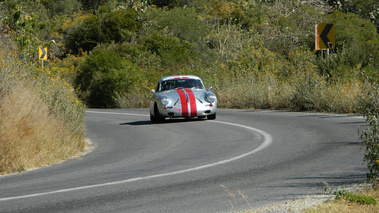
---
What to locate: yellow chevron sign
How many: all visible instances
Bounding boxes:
[315,23,335,50]
[39,47,47,60]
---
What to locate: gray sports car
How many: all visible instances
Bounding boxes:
[150,75,217,122]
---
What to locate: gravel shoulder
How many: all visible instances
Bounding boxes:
[249,183,373,213]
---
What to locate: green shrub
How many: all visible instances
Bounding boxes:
[143,32,192,67]
[360,81,379,184]
[328,0,379,32]
[64,8,140,54]
[65,13,101,54]
[42,0,82,17]
[75,47,140,108]
[324,182,377,205]
[337,190,377,205]
[149,0,185,8]
[143,7,209,42]
[326,11,379,68]
[101,8,140,43]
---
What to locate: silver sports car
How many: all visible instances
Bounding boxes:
[150,75,217,122]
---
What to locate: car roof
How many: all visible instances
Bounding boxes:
[159,75,201,82]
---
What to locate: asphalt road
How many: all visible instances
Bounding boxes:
[0,109,368,212]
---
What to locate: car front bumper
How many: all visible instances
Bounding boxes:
[159,102,217,118]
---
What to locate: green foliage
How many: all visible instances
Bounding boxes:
[101,8,140,43]
[149,0,184,8]
[80,0,103,10]
[141,6,212,66]
[41,0,82,17]
[143,7,209,42]
[1,0,379,112]
[209,0,245,24]
[64,8,140,54]
[287,47,319,111]
[1,4,39,59]
[233,2,323,55]
[64,14,100,54]
[337,191,377,205]
[324,182,377,205]
[75,46,140,108]
[360,80,379,184]
[328,0,379,32]
[326,11,379,68]
[143,32,192,66]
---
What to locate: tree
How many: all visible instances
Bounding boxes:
[41,0,82,17]
[327,0,379,32]
[80,0,104,11]
[326,11,379,68]
[148,0,186,8]
[143,32,192,67]
[101,8,140,43]
[64,14,100,54]
[75,46,140,107]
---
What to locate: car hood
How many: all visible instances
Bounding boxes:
[159,88,208,103]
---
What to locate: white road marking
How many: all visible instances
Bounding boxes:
[0,111,272,202]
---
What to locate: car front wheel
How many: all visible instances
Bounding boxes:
[154,104,165,123]
[207,113,216,120]
[150,111,156,122]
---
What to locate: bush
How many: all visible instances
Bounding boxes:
[64,13,101,54]
[328,0,379,32]
[75,47,140,108]
[149,0,185,8]
[141,7,210,64]
[143,32,192,67]
[360,80,379,184]
[42,0,82,17]
[101,8,140,43]
[337,191,377,205]
[324,182,377,205]
[325,11,379,68]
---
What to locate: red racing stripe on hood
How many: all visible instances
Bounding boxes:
[176,89,188,117]
[185,89,197,117]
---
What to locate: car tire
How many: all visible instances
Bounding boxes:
[154,104,165,123]
[150,111,156,122]
[207,113,216,120]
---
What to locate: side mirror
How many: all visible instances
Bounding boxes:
[208,87,213,91]
[150,89,155,94]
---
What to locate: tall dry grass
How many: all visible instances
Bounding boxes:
[0,86,84,173]
[203,47,366,113]
[0,35,85,175]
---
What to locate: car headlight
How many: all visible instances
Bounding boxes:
[161,96,170,105]
[205,94,216,103]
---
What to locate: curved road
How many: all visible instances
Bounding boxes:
[0,109,368,212]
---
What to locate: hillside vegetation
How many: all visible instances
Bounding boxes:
[0,35,85,174]
[0,0,378,174]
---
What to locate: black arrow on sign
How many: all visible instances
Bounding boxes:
[320,24,333,48]
[40,47,46,59]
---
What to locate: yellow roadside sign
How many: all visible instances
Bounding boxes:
[39,47,47,60]
[315,23,335,50]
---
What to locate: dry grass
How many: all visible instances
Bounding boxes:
[0,35,86,175]
[0,86,84,174]
[215,75,363,113]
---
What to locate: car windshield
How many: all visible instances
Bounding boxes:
[159,79,204,92]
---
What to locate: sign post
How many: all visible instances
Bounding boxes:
[39,47,47,70]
